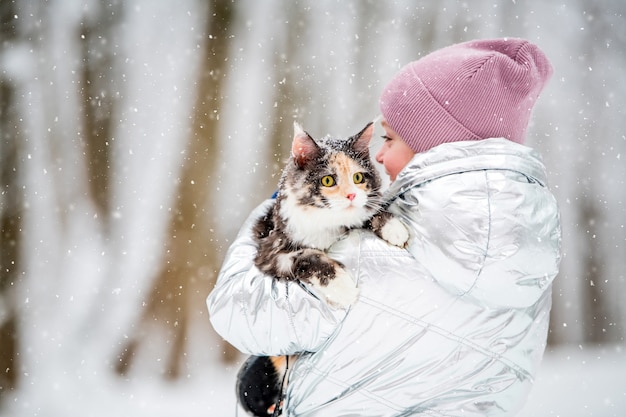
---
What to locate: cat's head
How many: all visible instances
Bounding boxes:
[278,122,383,230]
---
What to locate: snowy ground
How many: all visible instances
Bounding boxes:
[2,341,622,416]
[518,344,626,417]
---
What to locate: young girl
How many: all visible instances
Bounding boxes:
[208,38,561,416]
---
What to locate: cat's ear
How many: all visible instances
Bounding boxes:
[351,122,374,154]
[292,122,319,167]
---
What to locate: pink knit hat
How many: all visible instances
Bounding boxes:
[379,38,553,153]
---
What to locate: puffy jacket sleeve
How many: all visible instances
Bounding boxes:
[398,170,561,309]
[207,200,349,356]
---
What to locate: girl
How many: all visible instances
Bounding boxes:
[208,38,561,416]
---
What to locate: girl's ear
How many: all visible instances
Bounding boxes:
[351,122,374,154]
[292,122,319,168]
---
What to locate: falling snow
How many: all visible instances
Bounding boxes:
[1,0,625,416]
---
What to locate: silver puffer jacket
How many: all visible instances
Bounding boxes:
[208,138,561,416]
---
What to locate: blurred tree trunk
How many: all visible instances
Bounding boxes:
[575,0,621,345]
[0,1,21,399]
[579,200,610,343]
[79,3,122,223]
[0,69,20,402]
[262,4,303,188]
[116,0,238,375]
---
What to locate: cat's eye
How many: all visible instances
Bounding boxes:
[321,175,335,187]
[353,172,364,184]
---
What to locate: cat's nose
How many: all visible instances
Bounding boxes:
[346,193,356,201]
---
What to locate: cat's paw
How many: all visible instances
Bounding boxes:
[311,268,359,309]
[380,217,410,248]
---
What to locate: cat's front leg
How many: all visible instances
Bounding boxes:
[293,249,359,308]
[369,210,410,248]
[310,266,359,308]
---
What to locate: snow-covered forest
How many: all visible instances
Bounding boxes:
[0,0,624,416]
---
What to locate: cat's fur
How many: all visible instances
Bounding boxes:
[253,121,409,308]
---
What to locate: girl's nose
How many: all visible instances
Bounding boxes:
[375,148,384,164]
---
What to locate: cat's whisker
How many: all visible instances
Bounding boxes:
[365,197,385,209]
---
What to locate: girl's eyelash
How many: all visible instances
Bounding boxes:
[381,135,392,141]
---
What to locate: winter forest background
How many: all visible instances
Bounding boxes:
[0,0,625,416]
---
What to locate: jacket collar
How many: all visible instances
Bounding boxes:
[384,138,548,201]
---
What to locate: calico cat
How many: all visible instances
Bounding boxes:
[238,122,409,417]
[253,121,409,308]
